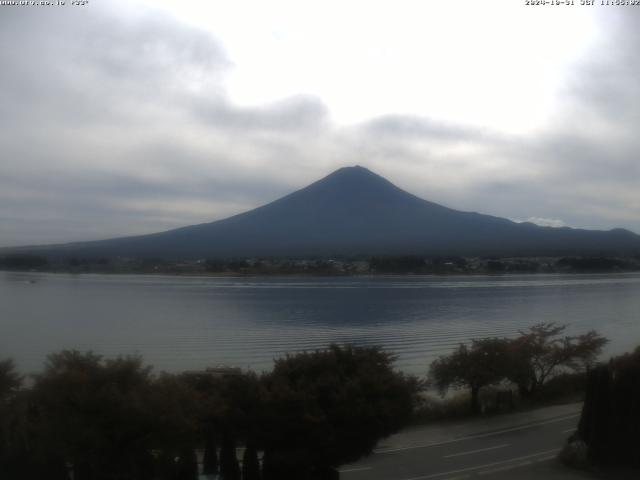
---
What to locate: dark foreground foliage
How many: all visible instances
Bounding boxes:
[261,345,419,478]
[0,345,419,480]
[577,347,640,468]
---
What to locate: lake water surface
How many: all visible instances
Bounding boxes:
[1,271,639,375]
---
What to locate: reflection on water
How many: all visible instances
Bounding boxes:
[1,271,639,374]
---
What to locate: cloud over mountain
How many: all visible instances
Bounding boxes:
[1,2,639,247]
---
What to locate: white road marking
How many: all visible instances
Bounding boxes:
[338,466,372,473]
[478,453,557,475]
[478,461,532,476]
[377,414,579,454]
[562,428,576,433]
[443,443,509,459]
[400,448,561,480]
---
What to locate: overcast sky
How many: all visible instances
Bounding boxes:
[1,0,639,247]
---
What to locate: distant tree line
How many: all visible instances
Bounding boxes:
[368,256,469,274]
[0,345,419,480]
[0,254,49,270]
[2,254,639,275]
[555,257,632,272]
[429,323,608,414]
[204,259,347,276]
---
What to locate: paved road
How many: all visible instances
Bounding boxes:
[340,406,582,480]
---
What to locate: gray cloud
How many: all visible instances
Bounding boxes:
[361,115,495,142]
[0,5,229,129]
[565,10,640,125]
[193,95,329,132]
[1,3,639,247]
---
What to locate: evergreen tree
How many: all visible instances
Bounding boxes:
[241,441,260,480]
[176,447,198,480]
[202,431,219,475]
[260,449,305,480]
[156,451,179,480]
[577,347,640,467]
[220,431,241,480]
[578,365,612,463]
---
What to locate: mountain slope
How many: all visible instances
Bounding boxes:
[7,166,640,258]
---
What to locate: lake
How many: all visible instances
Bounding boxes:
[1,271,639,375]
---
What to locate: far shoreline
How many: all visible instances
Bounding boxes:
[3,266,640,279]
[2,252,640,277]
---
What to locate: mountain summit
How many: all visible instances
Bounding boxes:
[10,166,640,258]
